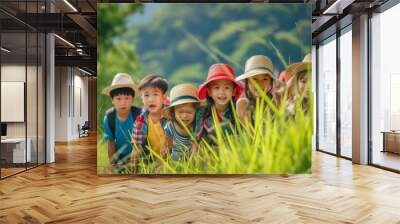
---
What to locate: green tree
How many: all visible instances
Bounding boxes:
[97,3,144,136]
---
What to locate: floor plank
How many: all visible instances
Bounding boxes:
[0,135,399,223]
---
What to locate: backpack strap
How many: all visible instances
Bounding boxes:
[107,106,142,139]
[106,107,116,139]
[130,106,142,121]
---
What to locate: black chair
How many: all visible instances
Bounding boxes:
[78,121,90,138]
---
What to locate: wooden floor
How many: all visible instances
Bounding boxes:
[1,167,26,178]
[0,135,400,223]
[373,150,400,171]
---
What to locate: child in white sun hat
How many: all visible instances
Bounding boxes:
[235,55,276,125]
[102,73,141,174]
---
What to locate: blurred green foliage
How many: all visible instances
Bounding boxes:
[97,3,143,136]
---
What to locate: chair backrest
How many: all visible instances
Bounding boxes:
[82,121,90,129]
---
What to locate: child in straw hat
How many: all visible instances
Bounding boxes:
[196,63,244,144]
[235,55,276,125]
[162,84,201,161]
[284,53,312,117]
[102,73,142,174]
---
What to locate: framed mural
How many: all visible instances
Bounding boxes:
[97,3,312,174]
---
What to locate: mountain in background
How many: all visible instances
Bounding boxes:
[126,3,311,86]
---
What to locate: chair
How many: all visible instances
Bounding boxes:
[78,121,90,138]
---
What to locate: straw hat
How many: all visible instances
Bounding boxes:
[102,73,139,96]
[162,84,200,120]
[236,55,274,82]
[285,54,311,82]
[197,63,244,100]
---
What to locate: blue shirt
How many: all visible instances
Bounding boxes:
[103,112,134,161]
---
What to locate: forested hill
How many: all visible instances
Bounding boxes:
[128,3,311,86]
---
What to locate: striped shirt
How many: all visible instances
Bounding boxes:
[164,122,194,161]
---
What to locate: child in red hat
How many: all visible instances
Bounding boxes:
[196,63,244,144]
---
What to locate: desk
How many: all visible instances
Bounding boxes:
[1,138,31,163]
[381,131,400,154]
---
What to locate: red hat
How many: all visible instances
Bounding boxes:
[198,63,244,100]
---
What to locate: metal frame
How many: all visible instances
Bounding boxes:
[367,10,373,166]
[315,44,319,151]
[336,26,341,158]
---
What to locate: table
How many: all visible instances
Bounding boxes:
[381,131,400,154]
[1,138,32,163]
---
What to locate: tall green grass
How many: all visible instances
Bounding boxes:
[97,81,313,174]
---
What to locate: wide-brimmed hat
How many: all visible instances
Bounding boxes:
[102,73,138,96]
[162,84,200,120]
[236,55,274,82]
[285,54,311,82]
[197,63,244,100]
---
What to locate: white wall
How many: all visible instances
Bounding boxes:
[55,67,68,141]
[1,65,26,138]
[54,67,89,141]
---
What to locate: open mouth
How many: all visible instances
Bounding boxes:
[216,96,227,102]
[148,104,157,109]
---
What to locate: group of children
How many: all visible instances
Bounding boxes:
[102,54,311,173]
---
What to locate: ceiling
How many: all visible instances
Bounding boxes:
[1,0,97,74]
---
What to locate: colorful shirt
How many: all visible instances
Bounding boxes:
[196,104,236,144]
[164,122,194,161]
[132,109,168,154]
[147,116,166,156]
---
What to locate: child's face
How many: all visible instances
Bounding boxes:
[297,70,309,96]
[111,94,135,114]
[174,103,196,127]
[207,79,235,106]
[248,74,272,98]
[141,87,166,114]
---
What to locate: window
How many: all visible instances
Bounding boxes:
[317,35,337,154]
[339,27,352,158]
[370,3,400,171]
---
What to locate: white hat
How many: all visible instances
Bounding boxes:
[236,55,274,81]
[102,73,138,96]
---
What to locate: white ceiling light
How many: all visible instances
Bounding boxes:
[54,34,75,48]
[63,0,78,12]
[1,47,11,53]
